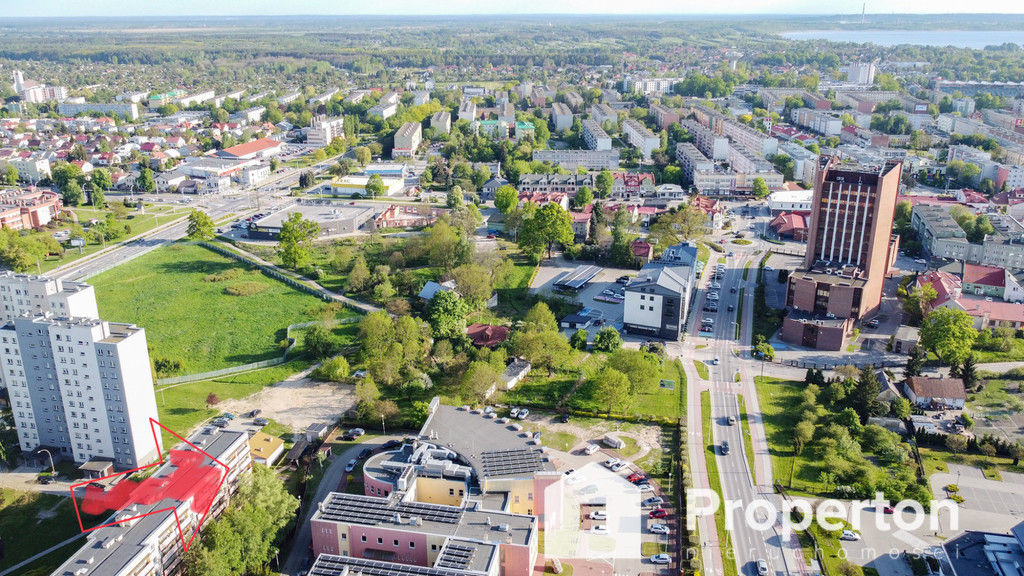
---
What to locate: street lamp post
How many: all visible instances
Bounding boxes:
[381,414,386,436]
[39,448,55,476]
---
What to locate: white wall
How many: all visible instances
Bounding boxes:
[624,291,663,328]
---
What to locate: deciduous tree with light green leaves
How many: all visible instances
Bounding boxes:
[596,169,613,198]
[494,184,519,214]
[751,177,770,199]
[277,212,320,270]
[186,209,216,241]
[518,202,574,260]
[593,367,631,414]
[920,307,978,366]
[428,289,469,340]
[366,173,386,199]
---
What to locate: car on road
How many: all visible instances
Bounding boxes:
[728,251,734,256]
[649,554,671,565]
[590,525,609,535]
[727,416,736,426]
[345,459,357,472]
[727,304,734,311]
[358,448,373,459]
[584,444,600,455]
[915,258,928,264]
[253,418,270,426]
[643,497,663,507]
[590,510,607,520]
[757,559,769,575]
[865,319,880,328]
[712,356,720,365]
[649,508,668,518]
[650,523,670,534]
[730,287,737,293]
[382,440,402,450]
[721,440,730,455]
[840,530,861,541]
[603,457,621,468]
[39,476,55,484]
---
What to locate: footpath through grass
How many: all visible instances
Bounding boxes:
[155,359,312,448]
[0,488,107,572]
[701,391,737,576]
[90,243,345,374]
[737,394,757,486]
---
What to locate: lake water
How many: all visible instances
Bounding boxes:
[781,29,1024,49]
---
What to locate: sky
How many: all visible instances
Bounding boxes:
[1,0,1021,17]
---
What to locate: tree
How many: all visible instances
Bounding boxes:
[573,186,594,209]
[920,307,978,365]
[90,186,106,209]
[446,185,465,210]
[51,162,83,190]
[3,165,18,185]
[905,345,925,378]
[91,167,112,192]
[366,174,385,199]
[891,397,911,419]
[354,146,372,166]
[980,443,997,458]
[304,324,337,359]
[426,220,469,271]
[751,177,770,199]
[945,434,968,455]
[593,367,631,413]
[522,302,558,334]
[959,354,979,391]
[1010,443,1024,466]
[851,366,880,423]
[355,375,381,406]
[607,348,660,396]
[835,560,864,576]
[569,329,588,350]
[277,212,320,269]
[269,157,280,172]
[451,263,493,309]
[359,311,396,360]
[186,209,216,241]
[754,341,775,361]
[647,204,707,249]
[348,255,370,292]
[138,167,156,193]
[519,202,574,260]
[794,420,815,455]
[514,330,572,375]
[299,171,315,189]
[206,393,220,407]
[462,361,502,404]
[494,185,519,214]
[62,179,83,207]
[428,290,469,340]
[593,327,623,352]
[311,355,350,381]
[596,170,613,198]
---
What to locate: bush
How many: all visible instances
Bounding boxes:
[203,268,244,282]
[311,355,351,381]
[153,357,183,375]
[951,494,965,503]
[225,282,269,296]
[945,484,959,493]
[731,238,753,245]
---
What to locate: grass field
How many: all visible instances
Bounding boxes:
[631,359,686,419]
[737,394,757,486]
[0,488,107,571]
[753,376,827,494]
[971,338,1024,363]
[694,360,709,380]
[89,243,347,374]
[701,391,737,576]
[155,359,313,448]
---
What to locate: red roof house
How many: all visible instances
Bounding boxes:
[466,324,510,348]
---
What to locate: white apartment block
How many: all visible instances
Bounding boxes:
[728,143,775,174]
[412,91,431,106]
[681,119,729,161]
[532,149,620,170]
[430,111,451,134]
[948,144,992,164]
[458,101,477,122]
[0,272,98,324]
[2,315,161,470]
[581,118,612,151]
[778,141,820,184]
[621,118,659,159]
[305,116,345,148]
[721,121,778,158]
[240,165,270,187]
[393,122,422,158]
[1002,165,1024,190]
[174,90,215,108]
[790,109,842,137]
[953,98,976,116]
[621,77,683,95]
[1,157,51,183]
[676,143,714,181]
[768,189,814,214]
[846,62,877,85]
[551,102,573,132]
[58,102,140,121]
[368,101,398,119]
[589,103,618,126]
[237,106,266,124]
[308,88,340,106]
[277,90,302,105]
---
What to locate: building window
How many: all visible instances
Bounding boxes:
[377,537,383,545]
[361,535,367,542]
[410,542,415,548]
[394,539,399,547]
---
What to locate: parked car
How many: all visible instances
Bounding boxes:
[560,413,570,423]
[603,458,621,468]
[590,525,609,535]
[348,428,365,437]
[517,408,529,419]
[643,497,664,507]
[584,444,600,455]
[590,510,607,520]
[865,319,880,328]
[510,407,520,418]
[222,413,235,420]
[638,484,654,493]
[212,418,228,428]
[253,418,270,426]
[611,461,627,472]
[358,448,372,459]
[881,505,895,514]
[381,440,402,450]
[627,473,647,483]
[650,523,670,534]
[345,459,357,472]
[616,276,630,284]
[602,289,615,296]
[650,554,671,565]
[249,409,262,418]
[840,530,861,541]
[649,508,669,518]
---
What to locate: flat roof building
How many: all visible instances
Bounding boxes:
[550,102,573,132]
[248,202,375,240]
[532,149,619,171]
[581,118,611,151]
[621,118,659,159]
[394,122,423,158]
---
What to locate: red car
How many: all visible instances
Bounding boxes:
[649,508,669,519]
[882,505,895,514]
[627,473,646,483]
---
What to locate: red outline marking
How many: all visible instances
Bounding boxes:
[67,418,231,553]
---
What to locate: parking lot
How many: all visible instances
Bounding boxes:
[530,257,638,338]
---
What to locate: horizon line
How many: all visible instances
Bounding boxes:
[1,12,1023,18]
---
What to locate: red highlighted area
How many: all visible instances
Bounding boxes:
[68,418,230,553]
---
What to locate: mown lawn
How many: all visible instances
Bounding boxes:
[90,243,344,374]
[694,360,709,380]
[971,338,1024,363]
[0,488,106,571]
[737,394,757,486]
[754,376,827,494]
[630,359,686,420]
[155,359,313,448]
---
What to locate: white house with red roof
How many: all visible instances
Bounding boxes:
[991,188,1024,220]
[214,137,283,160]
[961,262,1024,303]
[922,268,1024,329]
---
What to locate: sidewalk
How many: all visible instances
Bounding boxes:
[682,352,725,576]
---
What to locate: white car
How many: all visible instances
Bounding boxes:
[602,289,615,296]
[517,408,529,419]
[710,283,721,289]
[510,407,520,418]
[650,554,671,565]
[707,293,719,301]
[345,459,357,472]
[638,484,654,493]
[590,510,608,520]
[584,444,600,455]
[757,559,769,575]
[611,461,628,472]
[650,523,670,534]
[840,529,861,541]
[603,457,621,468]
[591,525,609,535]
